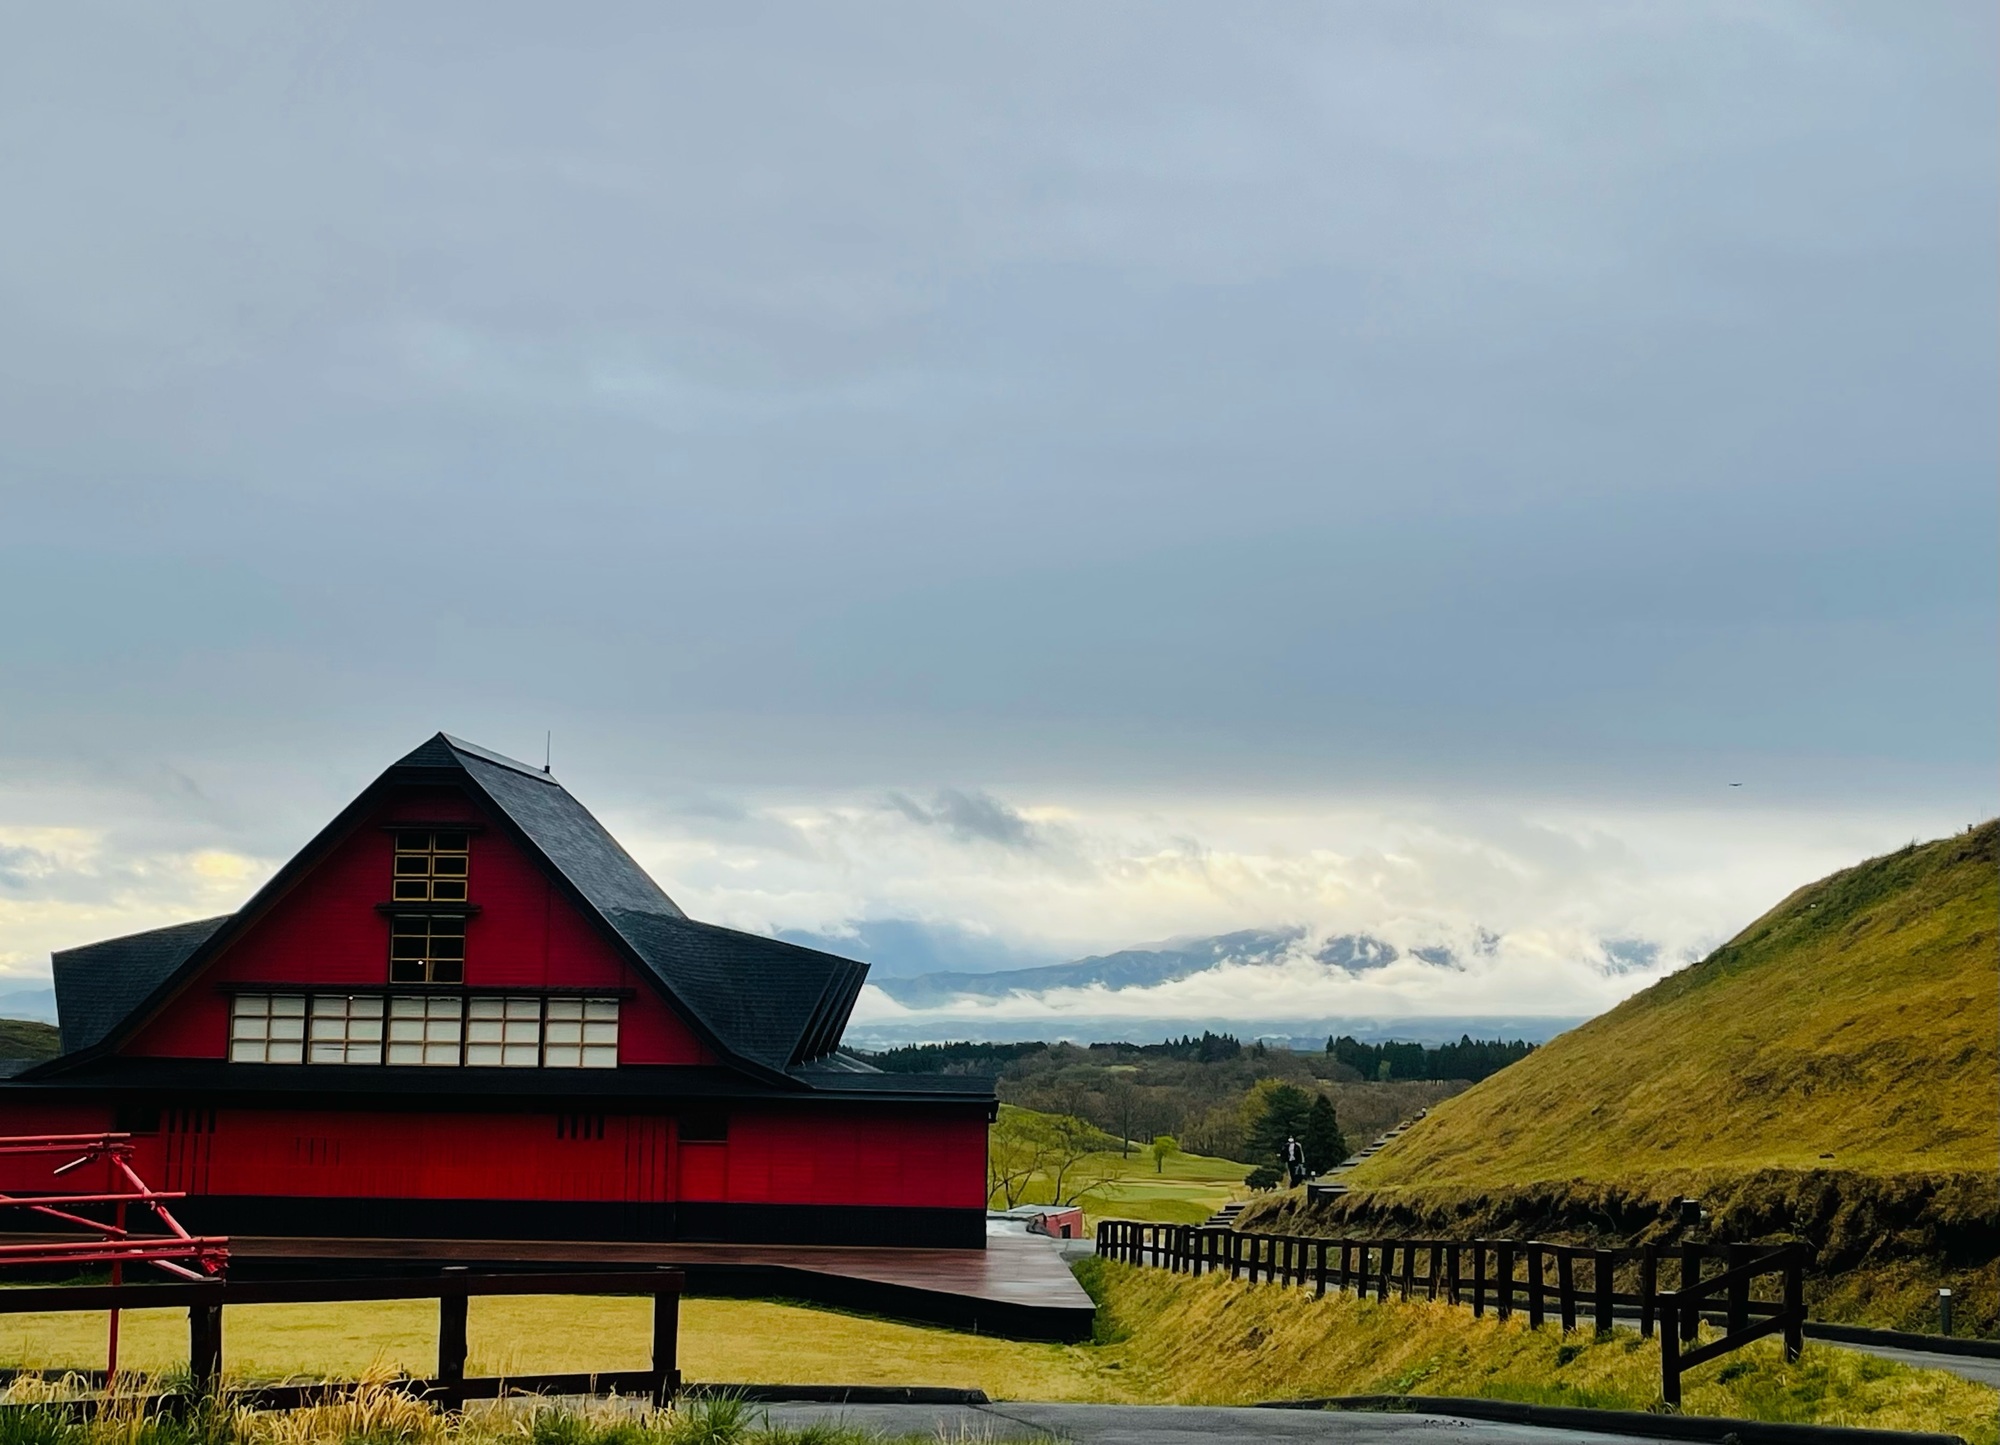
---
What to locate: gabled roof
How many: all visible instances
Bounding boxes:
[38,734,881,1087]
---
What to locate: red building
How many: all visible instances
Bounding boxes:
[2,735,994,1248]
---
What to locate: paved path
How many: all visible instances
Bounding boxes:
[761,1402,1684,1444]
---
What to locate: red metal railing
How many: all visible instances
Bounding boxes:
[0,1131,229,1380]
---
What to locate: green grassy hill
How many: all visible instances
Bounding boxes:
[0,1018,58,1061]
[1349,821,1997,1190]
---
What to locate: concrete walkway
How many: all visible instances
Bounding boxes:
[760,1401,1685,1444]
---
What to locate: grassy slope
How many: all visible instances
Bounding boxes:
[0,1018,58,1060]
[1349,822,1998,1189]
[8,1275,1993,1441]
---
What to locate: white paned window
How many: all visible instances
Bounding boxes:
[467,996,542,1067]
[386,995,463,1065]
[229,994,306,1064]
[544,997,619,1069]
[308,994,384,1065]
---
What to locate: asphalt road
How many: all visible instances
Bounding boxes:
[760,1402,1687,1444]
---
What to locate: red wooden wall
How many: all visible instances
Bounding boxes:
[0,1101,989,1210]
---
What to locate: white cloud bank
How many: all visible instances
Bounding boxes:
[1,778,1972,1036]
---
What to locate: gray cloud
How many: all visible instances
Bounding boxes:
[889,790,1045,850]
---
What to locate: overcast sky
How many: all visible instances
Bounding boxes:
[1,4,1993,1025]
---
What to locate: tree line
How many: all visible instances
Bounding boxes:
[1324,1033,1534,1083]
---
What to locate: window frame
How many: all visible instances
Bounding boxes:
[389,829,473,904]
[224,989,621,1069]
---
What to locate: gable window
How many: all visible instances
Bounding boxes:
[467,996,542,1066]
[392,830,470,903]
[386,995,463,1065]
[225,992,619,1068]
[389,914,466,983]
[308,994,384,1065]
[544,997,620,1068]
[230,993,306,1063]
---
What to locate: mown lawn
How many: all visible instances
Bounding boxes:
[995,1136,1249,1230]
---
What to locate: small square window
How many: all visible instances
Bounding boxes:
[306,995,385,1065]
[386,996,463,1065]
[389,914,467,984]
[229,994,308,1064]
[390,831,473,904]
[543,998,619,1068]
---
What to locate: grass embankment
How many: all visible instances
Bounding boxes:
[1243,823,2000,1332]
[7,1269,1994,1441]
[1070,1260,1997,1442]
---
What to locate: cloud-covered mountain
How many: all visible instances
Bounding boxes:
[869,926,1465,1009]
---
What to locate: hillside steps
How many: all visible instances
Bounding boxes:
[1306,1109,1429,1203]
[1201,1201,1249,1230]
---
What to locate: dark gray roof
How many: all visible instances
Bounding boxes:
[603,911,866,1075]
[446,743,686,919]
[33,734,887,1087]
[52,916,230,1054]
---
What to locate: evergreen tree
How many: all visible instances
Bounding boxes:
[1303,1093,1346,1174]
[1244,1081,1314,1165]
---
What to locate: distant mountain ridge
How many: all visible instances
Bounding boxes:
[870,927,1447,1009]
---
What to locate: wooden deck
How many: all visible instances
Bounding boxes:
[226,1228,1095,1342]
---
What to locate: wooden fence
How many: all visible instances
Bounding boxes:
[1095,1220,1804,1405]
[0,1268,686,1408]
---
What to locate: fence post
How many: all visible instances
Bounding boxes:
[1593,1249,1615,1337]
[1726,1243,1754,1336]
[1339,1241,1352,1294]
[1400,1241,1414,1301]
[1447,1243,1461,1306]
[1557,1247,1577,1333]
[1230,1230,1243,1280]
[1316,1239,1328,1298]
[1639,1245,1658,1339]
[1496,1243,1514,1321]
[1661,1304,1682,1408]
[651,1270,680,1405]
[437,1269,470,1401]
[1471,1242,1486,1317]
[1782,1244,1805,1364]
[1527,1244,1545,1329]
[1375,1244,1390,1302]
[187,1295,222,1397]
[1679,1241,1702,1344]
[1427,1244,1441,1301]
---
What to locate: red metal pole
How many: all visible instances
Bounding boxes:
[108,1199,126,1385]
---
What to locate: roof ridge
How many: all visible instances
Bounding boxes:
[439,734,557,782]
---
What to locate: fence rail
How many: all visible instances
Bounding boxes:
[1095,1220,1804,1405]
[0,1268,686,1406]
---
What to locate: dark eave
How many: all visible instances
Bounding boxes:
[1,1056,995,1110]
